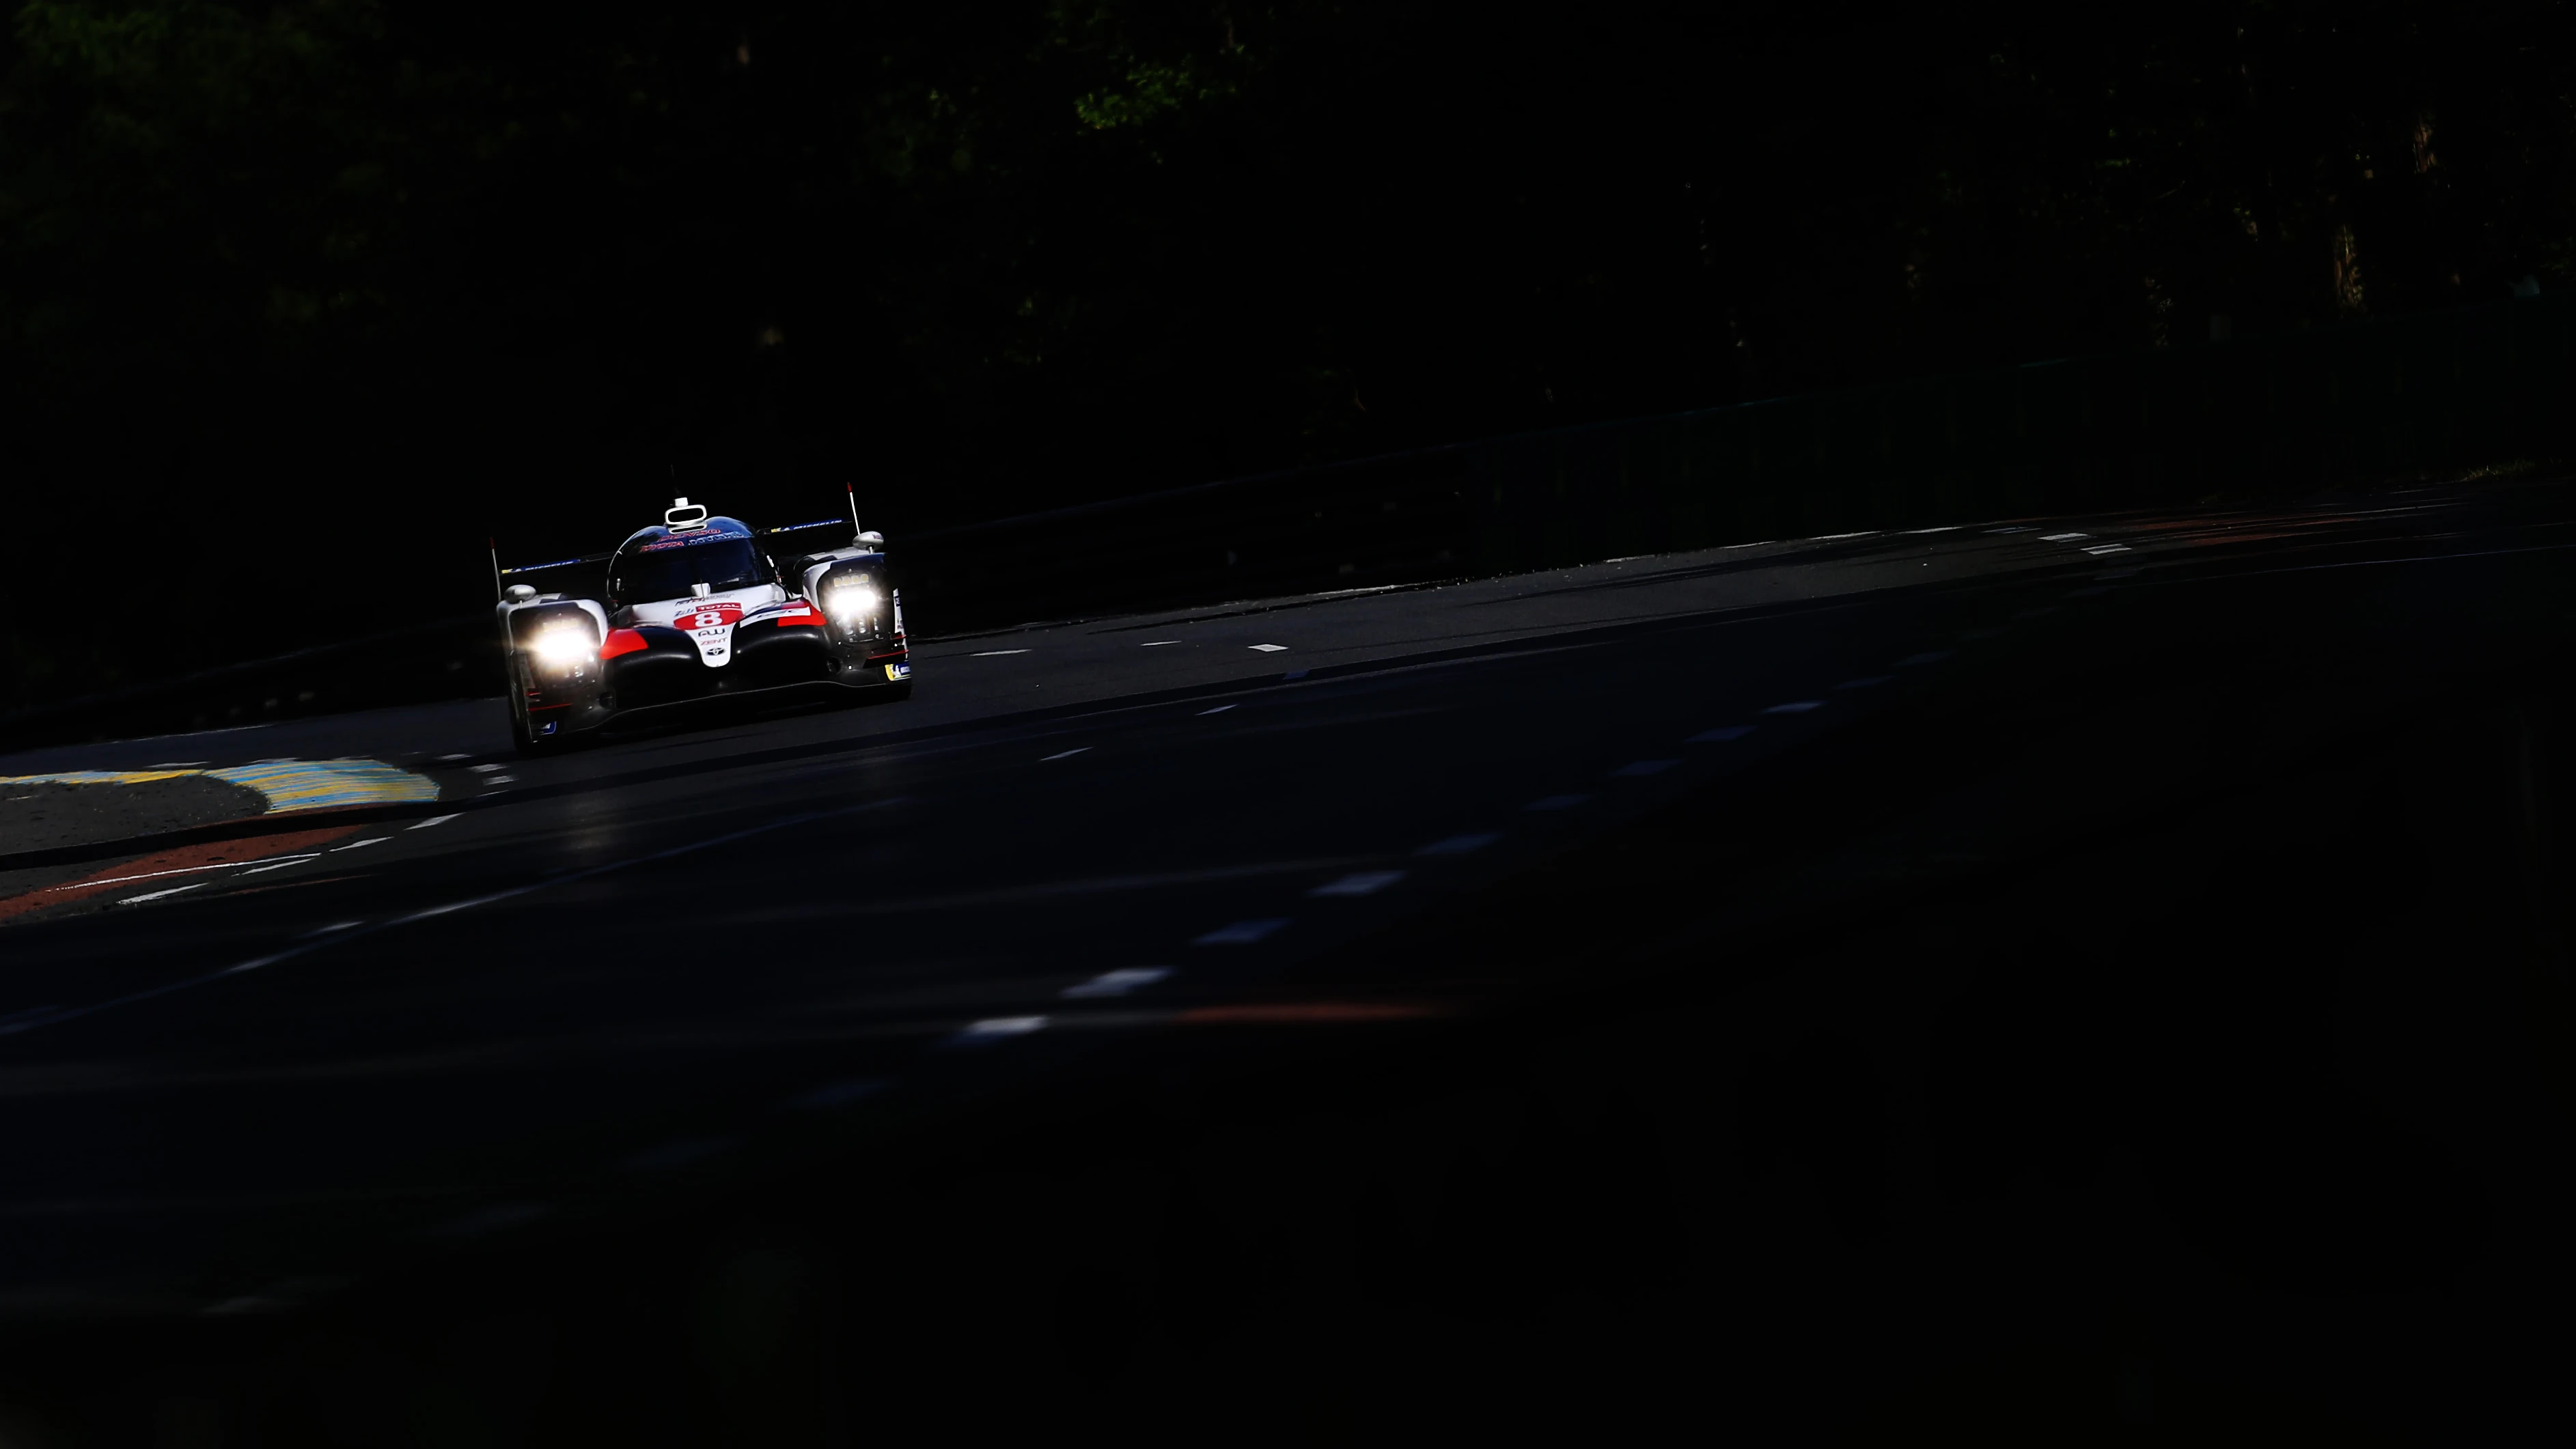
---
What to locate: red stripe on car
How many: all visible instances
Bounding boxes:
[601,628,648,660]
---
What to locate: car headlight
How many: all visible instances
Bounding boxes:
[827,583,881,624]
[529,625,596,670]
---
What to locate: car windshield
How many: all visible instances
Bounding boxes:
[613,532,771,604]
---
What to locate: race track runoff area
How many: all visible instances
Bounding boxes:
[3,479,2574,1444]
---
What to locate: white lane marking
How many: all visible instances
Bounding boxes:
[1062,967,1173,999]
[1248,644,1288,652]
[2084,544,2131,555]
[957,1015,1048,1040]
[239,855,323,875]
[2040,532,2090,542]
[304,921,363,937]
[1141,640,1182,647]
[1903,526,1963,534]
[49,851,322,891]
[1523,792,1594,812]
[1310,870,1407,897]
[3,799,909,1039]
[1812,532,1877,540]
[469,763,507,773]
[1416,832,1500,855]
[436,754,472,762]
[1194,918,1289,946]
[117,883,208,905]
[408,814,460,830]
[1898,652,1950,666]
[1688,726,1755,743]
[1197,704,1236,715]
[1041,747,1090,762]
[1836,676,1894,690]
[331,838,389,851]
[482,775,515,786]
[1764,701,1825,714]
[1611,760,1678,777]
[973,649,1032,657]
[1987,526,2034,534]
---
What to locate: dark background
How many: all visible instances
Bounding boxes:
[5,0,2575,703]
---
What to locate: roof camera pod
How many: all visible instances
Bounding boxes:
[665,496,711,531]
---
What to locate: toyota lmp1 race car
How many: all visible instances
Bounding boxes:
[492,494,911,753]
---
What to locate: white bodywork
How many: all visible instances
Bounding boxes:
[626,585,793,667]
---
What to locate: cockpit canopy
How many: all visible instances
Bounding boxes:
[607,518,774,605]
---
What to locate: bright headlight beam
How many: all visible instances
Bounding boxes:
[827,582,881,624]
[530,626,595,667]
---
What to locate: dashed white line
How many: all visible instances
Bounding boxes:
[951,1016,1049,1043]
[1987,526,2034,534]
[1197,704,1236,715]
[1194,919,1290,945]
[1041,747,1090,762]
[1416,832,1500,855]
[117,883,207,905]
[1063,967,1173,998]
[1310,870,1407,897]
[303,921,363,937]
[1523,793,1594,812]
[469,763,508,774]
[1141,640,1182,647]
[238,855,322,875]
[1248,644,1288,652]
[2040,532,2090,542]
[5,799,913,1041]
[2084,544,2131,555]
[973,649,1032,657]
[1764,701,1825,715]
[51,851,320,891]
[408,814,460,830]
[1611,760,1678,777]
[331,838,389,851]
[1688,726,1755,743]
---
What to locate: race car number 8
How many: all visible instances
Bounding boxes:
[690,611,727,629]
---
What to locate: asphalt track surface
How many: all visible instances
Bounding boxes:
[3,483,2575,1444]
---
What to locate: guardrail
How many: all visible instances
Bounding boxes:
[8,296,2566,749]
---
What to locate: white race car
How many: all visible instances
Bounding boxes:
[495,496,910,752]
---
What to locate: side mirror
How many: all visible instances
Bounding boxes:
[505,583,537,603]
